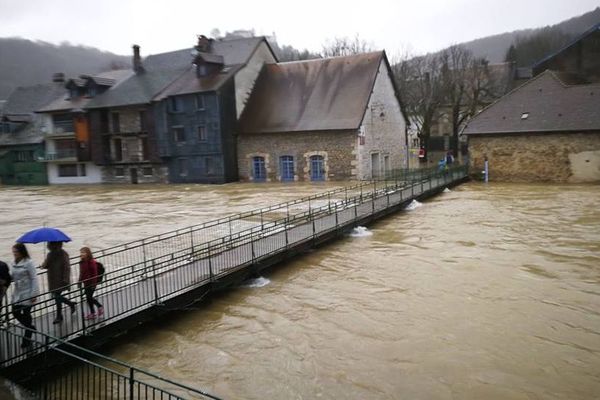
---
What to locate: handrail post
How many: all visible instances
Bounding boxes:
[152,260,159,304]
[129,368,134,400]
[79,283,87,333]
[208,243,213,282]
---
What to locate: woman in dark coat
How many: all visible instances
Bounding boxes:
[78,247,103,319]
[40,241,76,324]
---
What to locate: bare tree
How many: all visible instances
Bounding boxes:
[439,45,500,156]
[321,34,374,57]
[392,52,445,161]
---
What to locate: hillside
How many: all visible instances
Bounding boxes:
[460,7,600,62]
[0,38,129,100]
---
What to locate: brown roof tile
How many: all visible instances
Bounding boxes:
[239,52,384,133]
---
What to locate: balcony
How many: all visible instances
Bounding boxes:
[106,154,150,164]
[47,121,75,137]
[38,149,77,162]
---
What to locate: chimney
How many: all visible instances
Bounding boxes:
[196,35,213,53]
[52,72,65,83]
[132,44,144,74]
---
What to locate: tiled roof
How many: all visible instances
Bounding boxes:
[3,83,65,115]
[39,69,133,112]
[86,37,268,108]
[463,70,600,135]
[154,65,242,101]
[239,52,384,133]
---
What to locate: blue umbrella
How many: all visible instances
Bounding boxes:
[17,227,72,244]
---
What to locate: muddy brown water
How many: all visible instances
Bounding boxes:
[1,182,599,399]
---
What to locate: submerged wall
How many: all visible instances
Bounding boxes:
[468,131,600,182]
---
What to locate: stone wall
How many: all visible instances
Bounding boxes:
[237,130,356,181]
[101,164,168,184]
[468,131,600,182]
[111,108,144,133]
[357,60,407,179]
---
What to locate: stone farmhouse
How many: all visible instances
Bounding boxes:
[463,70,600,182]
[464,22,600,182]
[238,51,408,182]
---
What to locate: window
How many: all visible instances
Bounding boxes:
[141,137,149,161]
[252,156,266,181]
[173,126,185,142]
[115,167,125,177]
[169,97,182,112]
[111,112,120,133]
[371,153,381,179]
[87,86,97,97]
[100,110,109,133]
[52,113,74,133]
[197,125,207,141]
[139,110,147,131]
[15,151,34,162]
[142,167,153,176]
[195,94,205,110]
[310,155,325,181]
[113,138,123,161]
[280,156,294,181]
[58,164,78,177]
[178,158,188,177]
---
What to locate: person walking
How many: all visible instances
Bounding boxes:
[40,241,75,324]
[78,247,103,320]
[11,243,40,348]
[0,260,11,309]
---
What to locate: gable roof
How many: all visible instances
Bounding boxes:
[463,70,600,135]
[38,69,133,112]
[239,51,385,133]
[85,37,271,109]
[3,83,65,115]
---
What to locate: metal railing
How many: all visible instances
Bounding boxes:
[40,150,77,161]
[1,326,222,399]
[0,165,468,367]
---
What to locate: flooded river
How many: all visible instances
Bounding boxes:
[1,182,599,399]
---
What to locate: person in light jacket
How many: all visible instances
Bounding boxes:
[11,243,40,348]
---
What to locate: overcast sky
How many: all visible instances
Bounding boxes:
[0,0,598,57]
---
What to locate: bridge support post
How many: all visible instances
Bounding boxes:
[129,368,134,400]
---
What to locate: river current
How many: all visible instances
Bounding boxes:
[0,182,599,399]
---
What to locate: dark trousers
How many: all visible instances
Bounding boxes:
[52,289,75,318]
[13,305,36,344]
[84,286,102,313]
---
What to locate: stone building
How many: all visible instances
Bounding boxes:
[463,70,600,182]
[238,51,408,182]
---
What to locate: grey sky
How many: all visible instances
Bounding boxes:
[0,0,598,57]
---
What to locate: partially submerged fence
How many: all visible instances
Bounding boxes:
[1,326,221,400]
[0,165,468,371]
